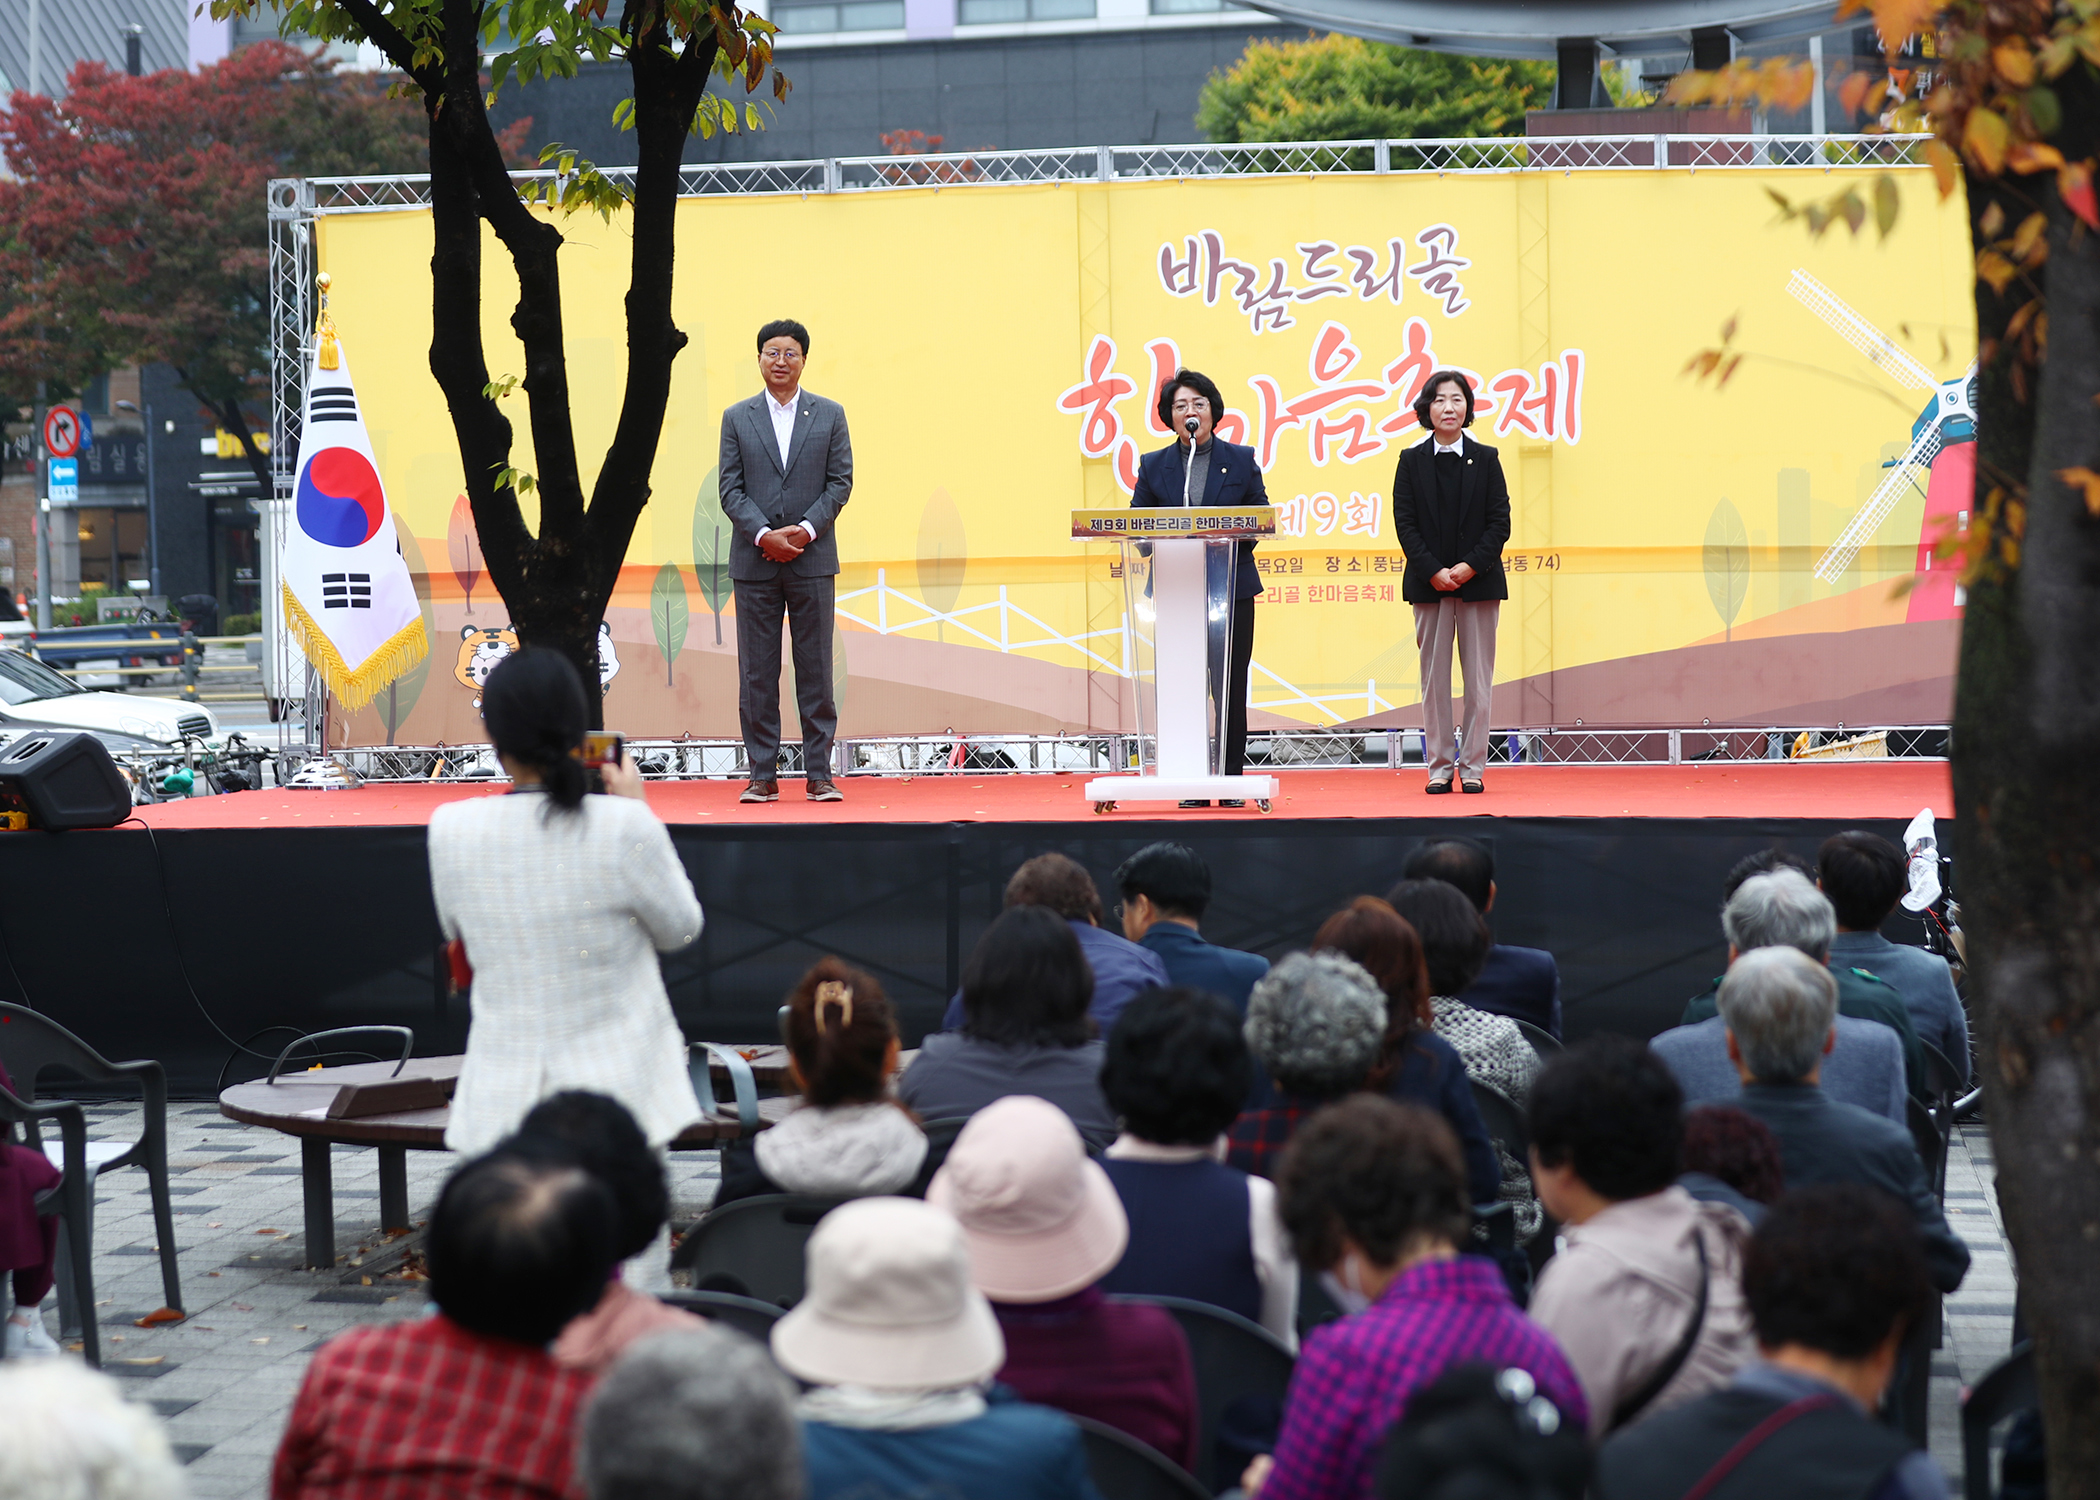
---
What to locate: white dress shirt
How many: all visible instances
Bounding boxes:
[1103,1133,1300,1350]
[757,387,817,545]
[1432,430,1466,455]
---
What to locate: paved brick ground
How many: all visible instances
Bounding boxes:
[23,1105,2019,1498]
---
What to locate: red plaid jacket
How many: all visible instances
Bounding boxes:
[271,1314,596,1499]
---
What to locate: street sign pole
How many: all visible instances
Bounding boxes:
[31,383,50,631]
[144,404,161,596]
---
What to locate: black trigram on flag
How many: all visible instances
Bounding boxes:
[322,573,373,609]
[309,386,358,424]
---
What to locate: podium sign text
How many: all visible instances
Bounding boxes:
[1070,507,1275,540]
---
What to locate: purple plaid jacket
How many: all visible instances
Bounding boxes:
[1259,1256,1587,1500]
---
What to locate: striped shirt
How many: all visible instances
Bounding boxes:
[1258,1255,1587,1500]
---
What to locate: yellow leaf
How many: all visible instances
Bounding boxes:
[2058,467,2100,517]
[2006,141,2065,175]
[2012,211,2049,261]
[1927,138,1961,198]
[1994,40,2037,86]
[1976,249,2017,292]
[1966,108,2012,175]
[1979,201,2005,238]
[1863,0,1939,51]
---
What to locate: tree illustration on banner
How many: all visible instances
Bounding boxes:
[690,465,731,645]
[1702,497,1749,642]
[650,562,689,685]
[916,487,967,642]
[382,523,439,744]
[447,494,483,615]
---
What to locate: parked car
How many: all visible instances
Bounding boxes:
[0,651,218,747]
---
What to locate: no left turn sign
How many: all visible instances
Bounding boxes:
[42,406,81,459]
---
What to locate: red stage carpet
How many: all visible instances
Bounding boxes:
[122,760,1953,830]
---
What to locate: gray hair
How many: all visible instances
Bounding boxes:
[582,1325,805,1500]
[1244,951,1386,1097]
[1721,869,1837,962]
[1717,945,1839,1084]
[0,1360,187,1500]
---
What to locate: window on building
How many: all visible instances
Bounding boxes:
[81,373,110,415]
[1150,0,1241,12]
[959,0,1095,22]
[772,0,905,32]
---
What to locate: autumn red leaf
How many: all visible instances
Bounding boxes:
[2060,160,2100,231]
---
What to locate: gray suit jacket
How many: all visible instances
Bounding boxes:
[1651,1014,1905,1124]
[718,389,853,581]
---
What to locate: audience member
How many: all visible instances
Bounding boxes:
[1402,838,1563,1036]
[1652,870,1910,1120]
[938,855,1170,1034]
[0,1056,60,1356]
[1114,842,1269,1010]
[1679,1106,1785,1225]
[1677,865,1925,1096]
[899,906,1116,1147]
[717,959,926,1209]
[1819,831,1970,1082]
[1245,1097,1586,1500]
[1525,1039,1755,1436]
[1097,986,1300,1345]
[1227,952,1386,1177]
[1311,897,1498,1205]
[429,647,704,1155]
[931,1095,1200,1471]
[0,1359,188,1498]
[272,1153,618,1499]
[1373,1363,1592,1500]
[580,1325,804,1500]
[1714,947,1968,1293]
[1595,1185,1945,1500]
[774,1196,1100,1500]
[1384,879,1543,1240]
[504,1091,703,1376]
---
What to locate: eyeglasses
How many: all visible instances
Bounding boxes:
[1170,399,1211,413]
[760,347,804,363]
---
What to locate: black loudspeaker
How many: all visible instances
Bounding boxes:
[0,732,131,830]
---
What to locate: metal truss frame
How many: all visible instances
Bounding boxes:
[265,133,1935,764]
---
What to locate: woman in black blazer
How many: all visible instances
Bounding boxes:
[1130,368,1268,804]
[1391,371,1510,793]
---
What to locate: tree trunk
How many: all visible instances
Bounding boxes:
[1953,136,2100,1494]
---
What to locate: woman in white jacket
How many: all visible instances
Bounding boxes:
[429,648,704,1157]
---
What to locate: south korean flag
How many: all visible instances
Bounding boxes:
[282,336,427,710]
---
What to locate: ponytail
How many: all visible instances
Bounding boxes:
[784,959,896,1107]
[480,646,591,817]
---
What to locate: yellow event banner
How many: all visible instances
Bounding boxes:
[317,164,1975,747]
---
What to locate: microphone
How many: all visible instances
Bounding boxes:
[1185,416,1201,437]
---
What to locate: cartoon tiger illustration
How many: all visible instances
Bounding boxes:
[453,622,621,706]
[454,626,518,708]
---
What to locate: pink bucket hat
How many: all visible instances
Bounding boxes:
[926,1095,1129,1303]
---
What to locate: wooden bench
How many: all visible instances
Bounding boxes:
[218,1047,793,1268]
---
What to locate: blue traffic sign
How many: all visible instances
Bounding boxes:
[48,458,77,505]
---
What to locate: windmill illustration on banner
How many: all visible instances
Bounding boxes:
[1786,269,1976,621]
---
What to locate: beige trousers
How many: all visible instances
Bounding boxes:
[1414,598,1500,779]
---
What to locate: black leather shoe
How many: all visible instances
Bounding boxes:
[1461,777,1485,794]
[1218,799,1246,808]
[1178,799,1213,809]
[1425,777,1454,795]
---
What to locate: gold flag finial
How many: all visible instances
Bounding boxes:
[315,270,339,371]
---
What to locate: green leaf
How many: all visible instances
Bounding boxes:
[1872,173,1901,239]
[650,563,691,684]
[691,466,733,643]
[2026,84,2062,136]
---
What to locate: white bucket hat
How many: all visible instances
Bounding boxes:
[770,1197,1005,1390]
[926,1094,1130,1303]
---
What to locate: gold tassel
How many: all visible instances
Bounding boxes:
[315,270,339,370]
[282,584,429,712]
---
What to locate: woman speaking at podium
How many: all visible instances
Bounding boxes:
[1130,369,1268,808]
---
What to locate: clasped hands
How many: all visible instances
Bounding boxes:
[758,527,808,563]
[1431,561,1476,592]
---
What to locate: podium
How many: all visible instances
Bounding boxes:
[1072,506,1281,811]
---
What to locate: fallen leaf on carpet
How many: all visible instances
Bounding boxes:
[120,1356,164,1365]
[134,1308,185,1327]
[232,1303,254,1312]
[293,1325,307,1331]
[251,1337,270,1345]
[255,1228,279,1235]
[360,1276,372,1286]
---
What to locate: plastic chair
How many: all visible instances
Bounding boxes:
[1071,1414,1211,1500]
[1962,1341,2035,1500]
[0,1003,181,1340]
[1113,1294,1294,1493]
[669,1193,845,1307]
[1514,1020,1561,1058]
[1470,1080,1531,1167]
[0,1082,95,1364]
[905,1115,974,1197]
[661,1287,786,1345]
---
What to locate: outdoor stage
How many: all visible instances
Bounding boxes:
[1,761,1953,1096]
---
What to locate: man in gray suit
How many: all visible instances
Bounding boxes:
[718,319,853,803]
